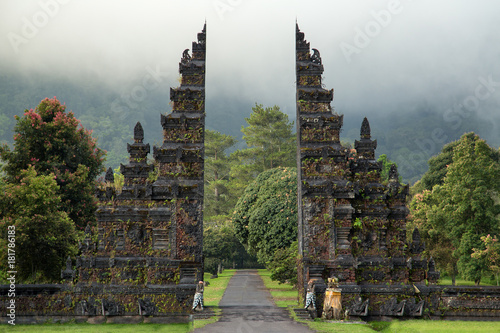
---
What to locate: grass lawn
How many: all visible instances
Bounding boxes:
[438,275,496,286]
[1,270,236,333]
[257,269,500,333]
[258,269,299,307]
[373,320,500,333]
[0,323,191,333]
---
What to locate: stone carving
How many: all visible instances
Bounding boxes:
[61,256,74,281]
[115,229,125,250]
[336,227,351,250]
[311,48,322,65]
[138,298,157,316]
[389,164,398,181]
[405,298,425,316]
[192,281,204,311]
[152,228,169,250]
[304,280,317,310]
[79,298,99,316]
[410,228,425,254]
[348,297,369,316]
[362,231,377,251]
[127,225,144,245]
[104,167,114,183]
[134,121,144,143]
[181,48,191,64]
[102,299,123,316]
[427,257,440,283]
[79,224,94,253]
[379,228,387,250]
[322,277,342,320]
[381,297,406,316]
[360,117,371,139]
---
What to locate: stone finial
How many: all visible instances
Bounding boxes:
[428,257,436,272]
[389,164,399,181]
[411,228,425,254]
[61,256,75,281]
[360,117,371,139]
[84,223,92,236]
[105,167,114,183]
[412,228,421,243]
[134,122,144,143]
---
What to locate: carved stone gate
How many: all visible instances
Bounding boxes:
[1,23,500,323]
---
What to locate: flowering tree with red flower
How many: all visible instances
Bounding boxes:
[0,97,105,230]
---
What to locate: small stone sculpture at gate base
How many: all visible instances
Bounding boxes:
[192,281,205,311]
[304,280,317,312]
[348,297,369,317]
[322,277,342,320]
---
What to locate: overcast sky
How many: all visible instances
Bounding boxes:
[1,0,499,140]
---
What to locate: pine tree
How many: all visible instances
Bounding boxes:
[204,130,237,219]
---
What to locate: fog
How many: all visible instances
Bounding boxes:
[1,0,499,142]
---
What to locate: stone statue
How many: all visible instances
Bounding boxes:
[181,48,191,64]
[192,281,204,311]
[348,297,369,316]
[304,280,316,310]
[323,277,342,320]
[311,48,322,65]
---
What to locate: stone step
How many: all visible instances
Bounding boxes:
[193,307,216,320]
[293,308,312,320]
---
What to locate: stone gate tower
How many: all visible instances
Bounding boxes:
[74,24,207,320]
[295,25,437,318]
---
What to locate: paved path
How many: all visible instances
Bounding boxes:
[193,269,314,333]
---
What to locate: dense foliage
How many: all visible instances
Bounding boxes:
[0,97,105,230]
[204,130,238,218]
[267,241,298,286]
[377,154,400,182]
[0,167,78,282]
[203,222,252,274]
[233,167,298,265]
[240,103,296,171]
[472,234,500,286]
[409,133,500,284]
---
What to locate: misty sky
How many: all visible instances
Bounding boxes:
[1,0,499,142]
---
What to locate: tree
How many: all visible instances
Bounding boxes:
[409,133,500,284]
[233,167,297,265]
[409,190,459,284]
[412,140,460,194]
[472,234,500,286]
[267,240,298,286]
[203,221,248,274]
[0,166,78,282]
[204,130,237,219]
[228,104,296,200]
[438,134,500,284]
[377,154,401,183]
[235,103,295,173]
[0,97,105,230]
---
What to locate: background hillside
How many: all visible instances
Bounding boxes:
[1,70,498,184]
